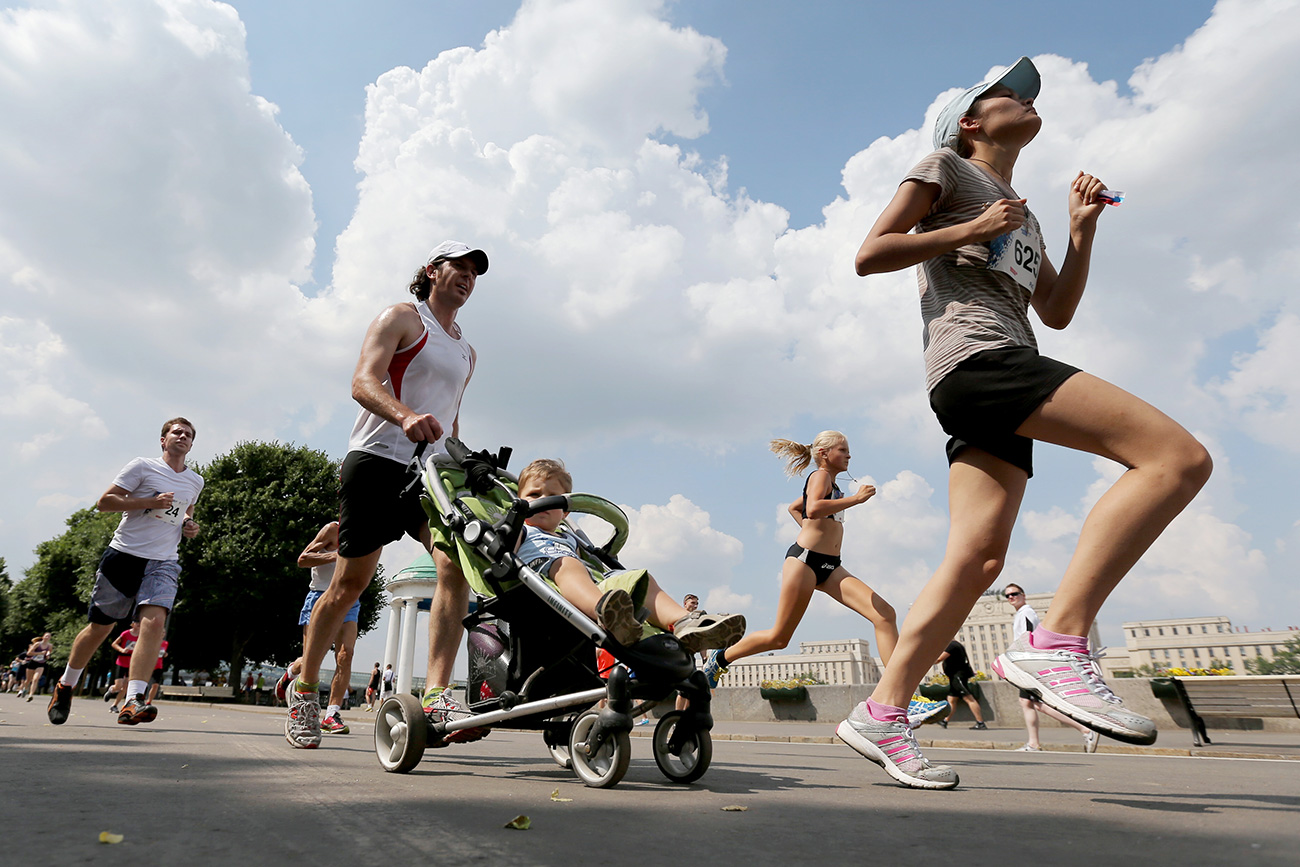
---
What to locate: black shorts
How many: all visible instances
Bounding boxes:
[929,346,1079,478]
[947,673,973,698]
[150,670,165,684]
[786,543,842,586]
[338,452,428,559]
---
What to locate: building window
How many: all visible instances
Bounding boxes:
[1158,628,1164,636]
[1172,627,1179,635]
[1201,626,1208,634]
[1217,625,1224,633]
[1193,648,1200,658]
[1145,629,1150,636]
[1164,650,1171,659]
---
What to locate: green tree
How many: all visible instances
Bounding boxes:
[1245,635,1300,675]
[172,441,385,690]
[1,508,119,674]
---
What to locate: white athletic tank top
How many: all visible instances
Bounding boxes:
[308,560,336,592]
[347,302,474,465]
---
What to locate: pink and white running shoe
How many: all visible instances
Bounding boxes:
[994,635,1156,745]
[836,702,959,790]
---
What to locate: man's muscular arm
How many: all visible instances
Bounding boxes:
[352,303,444,443]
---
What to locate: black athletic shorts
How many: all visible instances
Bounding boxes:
[786,543,842,586]
[928,346,1079,478]
[947,672,974,698]
[338,451,428,559]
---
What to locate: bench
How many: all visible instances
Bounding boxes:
[161,685,234,701]
[1151,675,1300,746]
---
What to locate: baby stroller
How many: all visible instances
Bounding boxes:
[372,438,716,788]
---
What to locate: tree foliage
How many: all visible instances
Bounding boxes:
[0,508,119,669]
[1245,635,1300,675]
[172,441,385,687]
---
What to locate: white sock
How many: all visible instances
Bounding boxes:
[327,704,340,717]
[126,679,148,700]
[60,667,84,687]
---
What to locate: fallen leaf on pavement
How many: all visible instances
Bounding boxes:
[504,815,531,830]
[721,805,748,812]
[99,832,124,844]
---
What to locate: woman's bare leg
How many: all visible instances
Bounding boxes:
[870,448,1026,709]
[1017,373,1212,636]
[820,571,899,665]
[722,559,818,662]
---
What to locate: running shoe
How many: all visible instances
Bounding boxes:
[320,712,350,735]
[422,687,489,744]
[701,649,728,689]
[905,696,949,726]
[26,692,34,702]
[936,718,948,729]
[836,702,959,790]
[672,610,746,654]
[994,636,1156,745]
[274,670,293,704]
[1016,744,1042,752]
[47,683,73,726]
[103,687,116,703]
[117,697,157,726]
[971,721,988,731]
[594,588,643,646]
[284,683,321,749]
[1083,730,1100,754]
[109,704,119,714]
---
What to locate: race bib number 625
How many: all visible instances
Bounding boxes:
[986,221,1042,292]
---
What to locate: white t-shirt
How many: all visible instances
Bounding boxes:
[107,457,205,561]
[1012,604,1039,641]
[347,301,474,465]
[308,560,336,592]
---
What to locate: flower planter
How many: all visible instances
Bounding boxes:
[759,685,808,702]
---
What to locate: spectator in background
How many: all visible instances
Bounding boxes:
[104,621,140,713]
[936,639,986,730]
[1004,583,1098,753]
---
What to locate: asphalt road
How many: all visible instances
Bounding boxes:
[4,694,1297,866]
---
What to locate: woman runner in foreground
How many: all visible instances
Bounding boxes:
[838,56,1211,789]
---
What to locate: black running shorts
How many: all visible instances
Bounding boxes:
[338,451,429,559]
[928,346,1079,478]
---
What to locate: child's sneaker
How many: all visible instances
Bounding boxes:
[117,697,158,726]
[701,649,728,689]
[836,702,959,790]
[285,683,321,749]
[47,683,73,726]
[594,588,643,646]
[995,636,1156,745]
[422,687,489,744]
[672,611,746,654]
[905,695,948,726]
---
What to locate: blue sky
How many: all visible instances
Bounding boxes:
[4,0,1299,678]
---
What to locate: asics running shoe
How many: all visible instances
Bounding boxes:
[701,649,728,689]
[285,683,321,749]
[422,687,489,744]
[837,702,959,790]
[117,697,158,726]
[274,670,293,704]
[994,635,1156,745]
[47,683,73,726]
[905,695,949,726]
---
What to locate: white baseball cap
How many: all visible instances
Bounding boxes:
[933,56,1040,151]
[426,240,489,275]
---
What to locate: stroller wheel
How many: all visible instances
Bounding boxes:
[652,710,712,784]
[543,718,574,769]
[548,741,572,770]
[568,709,630,788]
[374,693,427,773]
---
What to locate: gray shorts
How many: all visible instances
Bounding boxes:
[88,547,182,624]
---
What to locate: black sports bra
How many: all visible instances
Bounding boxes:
[800,472,845,523]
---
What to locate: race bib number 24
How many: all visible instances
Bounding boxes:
[143,497,188,527]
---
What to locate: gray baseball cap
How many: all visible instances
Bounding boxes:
[933,56,1040,151]
[427,240,489,275]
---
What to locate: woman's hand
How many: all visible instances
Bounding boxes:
[1068,171,1108,226]
[854,483,877,504]
[966,198,1027,243]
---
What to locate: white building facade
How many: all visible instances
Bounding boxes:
[725,639,882,688]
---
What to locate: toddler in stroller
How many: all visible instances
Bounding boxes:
[373,440,743,788]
